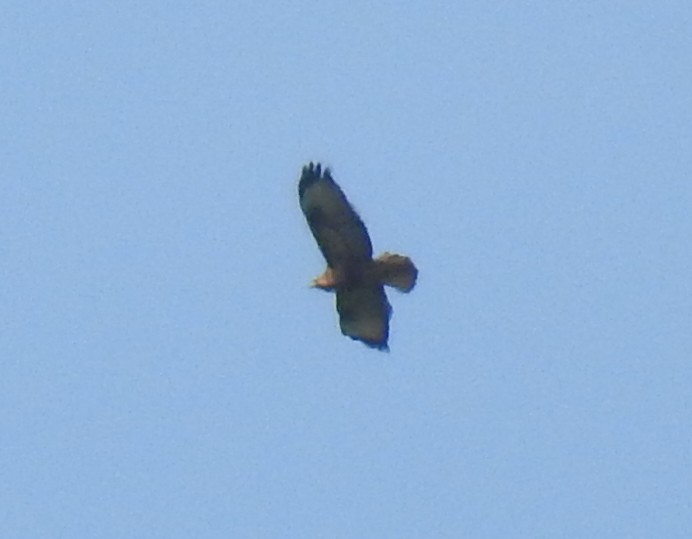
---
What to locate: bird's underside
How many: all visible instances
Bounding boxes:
[311,253,417,294]
[299,162,417,350]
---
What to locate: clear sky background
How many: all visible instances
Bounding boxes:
[2,1,691,537]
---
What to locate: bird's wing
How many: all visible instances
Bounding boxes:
[299,162,373,268]
[336,284,391,350]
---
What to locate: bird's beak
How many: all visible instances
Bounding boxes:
[308,278,318,288]
[308,277,332,291]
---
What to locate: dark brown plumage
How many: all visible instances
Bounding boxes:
[298,162,417,350]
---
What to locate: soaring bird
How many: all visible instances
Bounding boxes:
[298,162,417,350]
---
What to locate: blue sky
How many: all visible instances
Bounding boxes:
[2,1,691,537]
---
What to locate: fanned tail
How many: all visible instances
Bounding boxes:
[374,252,418,293]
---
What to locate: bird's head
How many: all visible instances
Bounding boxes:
[310,277,334,291]
[310,268,337,291]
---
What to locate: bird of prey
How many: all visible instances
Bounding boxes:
[298,162,417,350]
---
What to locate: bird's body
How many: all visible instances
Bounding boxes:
[298,162,417,350]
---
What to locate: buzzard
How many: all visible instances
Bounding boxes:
[298,162,417,350]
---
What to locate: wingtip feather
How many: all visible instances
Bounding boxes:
[299,161,335,198]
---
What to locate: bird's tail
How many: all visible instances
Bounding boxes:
[374,252,418,293]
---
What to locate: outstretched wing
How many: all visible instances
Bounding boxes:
[299,162,372,268]
[336,285,392,350]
